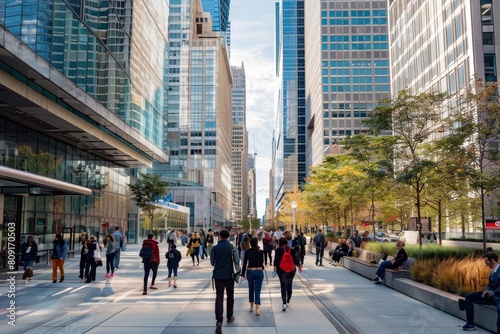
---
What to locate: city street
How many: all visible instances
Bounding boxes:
[0,242,491,334]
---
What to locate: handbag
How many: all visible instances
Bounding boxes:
[186,247,191,257]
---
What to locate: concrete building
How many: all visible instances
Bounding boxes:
[157,0,233,230]
[0,0,169,264]
[304,0,391,171]
[231,63,249,223]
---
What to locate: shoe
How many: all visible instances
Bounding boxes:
[111,273,115,278]
[373,276,379,281]
[249,302,254,312]
[150,286,158,289]
[24,280,28,285]
[142,291,147,295]
[462,322,475,331]
[282,304,287,311]
[52,280,57,283]
[215,322,222,334]
[256,304,260,316]
[173,285,177,288]
[458,298,465,311]
[105,273,110,278]
[59,277,64,283]
[115,266,119,269]
[315,262,318,266]
[168,283,172,287]
[227,316,235,323]
[319,264,324,266]
[374,278,383,285]
[78,275,83,279]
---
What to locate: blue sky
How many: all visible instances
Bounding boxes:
[230,0,275,218]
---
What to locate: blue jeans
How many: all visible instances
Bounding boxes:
[246,269,264,304]
[315,246,324,264]
[465,291,500,327]
[199,244,206,259]
[23,260,33,270]
[376,260,395,280]
[114,248,121,268]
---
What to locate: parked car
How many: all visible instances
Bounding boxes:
[368,232,400,243]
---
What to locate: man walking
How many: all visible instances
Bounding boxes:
[211,229,240,334]
[206,229,215,257]
[112,227,123,269]
[313,229,326,266]
[141,234,160,295]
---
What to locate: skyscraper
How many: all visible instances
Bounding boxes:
[0,0,168,258]
[200,0,231,32]
[304,0,391,170]
[231,63,249,222]
[158,0,233,227]
[274,0,306,208]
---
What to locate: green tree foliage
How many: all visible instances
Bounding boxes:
[364,89,448,246]
[128,173,170,234]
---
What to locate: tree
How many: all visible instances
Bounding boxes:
[452,79,500,250]
[128,173,170,235]
[365,89,449,247]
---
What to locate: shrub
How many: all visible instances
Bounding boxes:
[410,258,437,285]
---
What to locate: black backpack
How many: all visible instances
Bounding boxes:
[139,244,153,261]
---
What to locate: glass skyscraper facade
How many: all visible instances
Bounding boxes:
[200,0,230,32]
[0,0,169,258]
[274,0,306,206]
[305,0,390,170]
[0,0,168,148]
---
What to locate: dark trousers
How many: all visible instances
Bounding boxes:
[278,268,296,304]
[143,261,158,292]
[106,253,115,274]
[214,277,234,324]
[84,256,96,282]
[465,291,500,328]
[79,254,87,278]
[263,250,272,266]
[315,246,324,264]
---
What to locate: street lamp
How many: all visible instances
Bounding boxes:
[291,201,297,235]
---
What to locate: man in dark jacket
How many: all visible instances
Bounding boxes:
[210,229,240,334]
[313,229,326,266]
[141,234,160,295]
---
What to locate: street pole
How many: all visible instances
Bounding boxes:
[291,201,297,235]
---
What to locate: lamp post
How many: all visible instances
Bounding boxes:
[291,201,297,235]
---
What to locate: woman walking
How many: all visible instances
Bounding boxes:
[104,234,116,278]
[84,236,99,283]
[274,235,301,311]
[21,235,38,270]
[262,232,273,266]
[187,232,201,266]
[242,237,265,316]
[199,229,208,259]
[78,233,89,281]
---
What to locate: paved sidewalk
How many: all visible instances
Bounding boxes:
[0,242,491,334]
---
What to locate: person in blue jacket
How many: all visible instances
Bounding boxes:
[51,233,67,283]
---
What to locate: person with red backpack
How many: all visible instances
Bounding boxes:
[273,231,302,312]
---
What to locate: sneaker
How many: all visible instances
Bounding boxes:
[150,286,158,289]
[462,322,475,331]
[111,273,115,278]
[173,285,177,288]
[104,273,110,278]
[374,278,383,285]
[227,316,235,323]
[142,291,147,295]
[286,303,289,308]
[282,304,287,311]
[458,298,465,311]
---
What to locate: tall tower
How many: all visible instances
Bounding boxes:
[274,0,306,209]
[304,0,391,170]
[155,0,233,227]
[231,63,249,222]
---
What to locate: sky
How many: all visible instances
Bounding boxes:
[230,0,276,219]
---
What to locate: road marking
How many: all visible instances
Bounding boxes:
[52,287,73,296]
[70,285,89,293]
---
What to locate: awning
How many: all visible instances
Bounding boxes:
[0,166,92,196]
